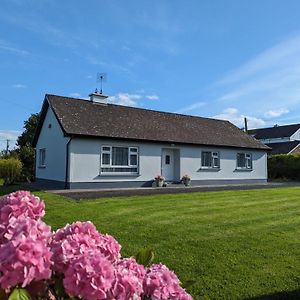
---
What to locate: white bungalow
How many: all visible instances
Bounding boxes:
[33,92,269,189]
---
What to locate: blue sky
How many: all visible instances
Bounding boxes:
[1,0,300,150]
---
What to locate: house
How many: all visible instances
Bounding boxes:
[249,124,300,155]
[33,92,269,189]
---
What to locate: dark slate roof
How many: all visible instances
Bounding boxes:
[249,124,300,140]
[33,94,269,150]
[267,141,300,155]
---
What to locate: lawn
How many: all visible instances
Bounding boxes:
[1,186,300,299]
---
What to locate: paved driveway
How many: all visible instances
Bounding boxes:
[48,181,300,200]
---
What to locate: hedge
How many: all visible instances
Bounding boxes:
[268,154,300,180]
[0,158,22,185]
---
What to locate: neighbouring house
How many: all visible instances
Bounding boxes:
[249,124,300,155]
[33,92,269,189]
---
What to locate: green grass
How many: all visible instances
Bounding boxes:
[1,186,300,299]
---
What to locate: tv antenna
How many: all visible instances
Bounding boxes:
[96,73,107,94]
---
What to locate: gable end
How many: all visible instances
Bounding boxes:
[32,95,67,147]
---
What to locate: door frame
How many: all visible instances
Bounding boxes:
[161,148,180,182]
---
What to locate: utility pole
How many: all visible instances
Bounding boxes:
[5,139,9,155]
[244,117,248,133]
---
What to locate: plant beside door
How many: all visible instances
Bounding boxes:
[154,175,165,187]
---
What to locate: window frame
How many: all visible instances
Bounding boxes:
[39,148,46,168]
[100,145,139,175]
[201,151,220,169]
[236,152,253,170]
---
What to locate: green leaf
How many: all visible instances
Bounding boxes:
[135,248,154,267]
[54,274,66,298]
[8,288,31,300]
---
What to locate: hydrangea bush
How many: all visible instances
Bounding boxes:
[0,191,193,300]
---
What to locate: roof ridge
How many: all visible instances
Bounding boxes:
[252,123,300,131]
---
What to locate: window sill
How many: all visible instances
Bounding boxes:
[234,168,253,172]
[198,167,221,172]
[38,166,46,169]
[99,173,140,177]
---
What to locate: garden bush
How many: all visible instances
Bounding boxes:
[0,191,193,300]
[268,154,300,180]
[0,158,22,185]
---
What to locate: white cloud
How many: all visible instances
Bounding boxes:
[214,34,300,118]
[109,93,142,106]
[0,130,20,140]
[0,39,29,56]
[12,84,27,89]
[218,34,300,85]
[107,92,160,106]
[264,108,289,119]
[213,107,266,129]
[69,92,81,98]
[0,130,20,150]
[177,102,206,114]
[145,95,159,100]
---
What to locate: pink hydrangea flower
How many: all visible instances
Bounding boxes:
[0,191,45,242]
[0,217,52,290]
[109,258,146,300]
[143,264,193,300]
[50,221,121,273]
[63,250,114,300]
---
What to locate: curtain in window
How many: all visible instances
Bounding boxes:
[202,152,212,167]
[112,147,128,166]
[237,153,246,168]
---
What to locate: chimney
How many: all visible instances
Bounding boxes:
[89,89,108,104]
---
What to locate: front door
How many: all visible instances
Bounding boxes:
[162,149,174,181]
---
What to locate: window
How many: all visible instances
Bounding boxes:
[237,153,252,169]
[101,146,139,174]
[201,151,220,168]
[165,155,170,165]
[39,148,46,167]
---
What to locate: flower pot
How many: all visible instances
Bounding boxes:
[156,180,164,187]
[183,179,191,186]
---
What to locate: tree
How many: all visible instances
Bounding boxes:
[17,113,39,148]
[16,113,39,181]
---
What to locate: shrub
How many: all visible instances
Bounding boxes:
[0,158,22,185]
[268,154,300,180]
[0,191,193,300]
[18,145,35,182]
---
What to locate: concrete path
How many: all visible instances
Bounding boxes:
[46,181,300,200]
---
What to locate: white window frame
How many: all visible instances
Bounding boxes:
[236,153,252,170]
[201,151,220,169]
[100,145,139,174]
[39,148,46,168]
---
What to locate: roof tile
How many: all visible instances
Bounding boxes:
[37,94,269,150]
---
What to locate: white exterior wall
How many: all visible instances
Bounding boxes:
[260,137,290,144]
[290,128,300,141]
[69,138,267,184]
[35,107,70,182]
[180,147,266,181]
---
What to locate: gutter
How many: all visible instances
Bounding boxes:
[65,137,72,189]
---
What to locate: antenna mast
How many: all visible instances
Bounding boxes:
[96,73,107,94]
